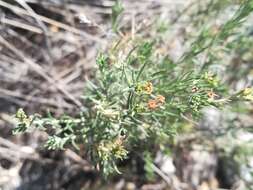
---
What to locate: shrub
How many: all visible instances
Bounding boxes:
[13,0,253,177]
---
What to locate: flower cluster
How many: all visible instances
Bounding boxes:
[237,87,253,101]
[148,95,166,110]
[136,82,153,94]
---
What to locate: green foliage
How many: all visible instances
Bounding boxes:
[13,108,32,133]
[13,0,253,177]
[180,0,253,69]
[144,152,155,180]
[111,0,124,32]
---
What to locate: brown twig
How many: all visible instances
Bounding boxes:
[0,0,106,44]
[0,35,83,107]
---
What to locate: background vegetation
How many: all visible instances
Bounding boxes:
[0,0,253,190]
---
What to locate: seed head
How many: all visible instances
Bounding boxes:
[144,82,153,94]
[148,100,158,109]
[207,90,218,99]
[156,95,165,103]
